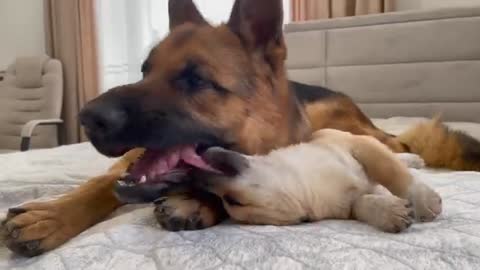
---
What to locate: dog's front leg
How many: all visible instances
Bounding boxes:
[154,188,227,231]
[0,148,145,257]
[1,173,123,257]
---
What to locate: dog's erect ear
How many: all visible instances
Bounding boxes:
[169,0,208,30]
[202,147,250,177]
[228,0,285,64]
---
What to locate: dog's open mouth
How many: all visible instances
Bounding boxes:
[117,144,220,187]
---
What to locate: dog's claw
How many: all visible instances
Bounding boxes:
[5,239,43,257]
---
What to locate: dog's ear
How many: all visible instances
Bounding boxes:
[202,147,250,177]
[169,0,208,30]
[228,0,286,67]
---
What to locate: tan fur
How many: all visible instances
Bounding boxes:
[1,173,122,256]
[398,117,480,171]
[349,135,414,198]
[305,97,407,153]
[352,194,412,233]
[203,130,442,232]
[153,192,226,231]
[0,150,149,256]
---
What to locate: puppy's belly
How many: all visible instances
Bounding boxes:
[284,146,373,221]
[303,166,372,220]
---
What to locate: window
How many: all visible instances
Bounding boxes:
[97,0,291,92]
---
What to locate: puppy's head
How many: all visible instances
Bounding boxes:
[197,147,306,225]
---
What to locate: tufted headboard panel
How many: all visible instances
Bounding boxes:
[285,7,480,122]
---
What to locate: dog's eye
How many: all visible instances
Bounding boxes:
[141,61,151,77]
[174,63,211,93]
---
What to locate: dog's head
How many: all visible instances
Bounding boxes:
[80,0,310,186]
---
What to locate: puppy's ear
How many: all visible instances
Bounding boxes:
[228,0,286,68]
[202,147,250,177]
[169,0,208,30]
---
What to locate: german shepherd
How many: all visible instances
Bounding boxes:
[1,0,479,257]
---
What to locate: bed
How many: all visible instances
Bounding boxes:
[2,7,480,270]
[1,117,480,270]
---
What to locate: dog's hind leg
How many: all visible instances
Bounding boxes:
[349,135,442,222]
[305,96,408,153]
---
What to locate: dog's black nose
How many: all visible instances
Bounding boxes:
[79,99,127,138]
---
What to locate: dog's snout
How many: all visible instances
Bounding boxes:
[80,100,127,137]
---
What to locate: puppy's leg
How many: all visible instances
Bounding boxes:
[352,194,413,233]
[0,149,144,257]
[396,153,425,169]
[350,136,442,222]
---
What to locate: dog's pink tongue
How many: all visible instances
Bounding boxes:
[130,145,219,181]
[181,146,219,172]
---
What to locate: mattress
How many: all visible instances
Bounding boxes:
[1,117,480,270]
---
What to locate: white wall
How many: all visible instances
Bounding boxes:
[0,0,45,70]
[397,0,480,11]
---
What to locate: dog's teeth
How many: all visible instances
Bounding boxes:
[140,175,147,184]
[117,180,127,187]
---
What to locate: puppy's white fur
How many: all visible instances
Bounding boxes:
[204,129,442,233]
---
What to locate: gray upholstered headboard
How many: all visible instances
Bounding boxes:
[284,7,480,123]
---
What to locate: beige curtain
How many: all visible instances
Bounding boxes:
[44,0,100,143]
[292,0,396,21]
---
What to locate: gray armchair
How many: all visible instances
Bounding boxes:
[0,55,63,153]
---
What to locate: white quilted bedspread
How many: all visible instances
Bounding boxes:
[0,117,480,270]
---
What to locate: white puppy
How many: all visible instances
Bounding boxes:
[195,129,442,232]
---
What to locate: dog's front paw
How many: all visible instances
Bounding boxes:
[408,181,442,222]
[154,192,226,231]
[1,201,72,257]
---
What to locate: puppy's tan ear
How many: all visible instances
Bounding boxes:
[169,0,208,30]
[202,147,249,177]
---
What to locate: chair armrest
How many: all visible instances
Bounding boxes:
[20,119,64,151]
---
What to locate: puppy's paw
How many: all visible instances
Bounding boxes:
[154,193,226,231]
[408,181,442,222]
[375,197,413,233]
[353,194,413,233]
[396,153,426,169]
